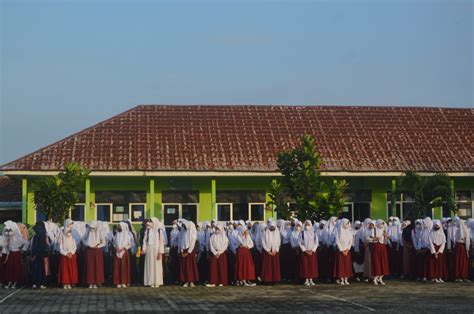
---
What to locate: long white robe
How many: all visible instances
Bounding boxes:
[143,218,165,286]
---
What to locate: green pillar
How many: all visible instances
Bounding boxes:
[272,178,277,220]
[211,178,216,220]
[391,179,397,218]
[22,178,27,223]
[85,178,91,221]
[149,178,155,218]
[450,179,455,216]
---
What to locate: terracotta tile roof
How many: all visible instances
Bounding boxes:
[1,105,473,173]
[0,176,21,201]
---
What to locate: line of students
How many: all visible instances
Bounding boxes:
[0,215,472,289]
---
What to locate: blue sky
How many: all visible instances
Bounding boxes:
[1,0,473,165]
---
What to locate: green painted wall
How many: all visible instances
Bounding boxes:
[22,175,474,226]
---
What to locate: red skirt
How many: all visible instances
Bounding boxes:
[58,254,78,285]
[209,251,228,285]
[113,251,131,285]
[235,247,255,281]
[6,251,22,283]
[261,251,281,283]
[179,251,199,283]
[85,247,105,285]
[454,243,468,279]
[333,250,353,278]
[370,243,390,276]
[299,251,318,279]
[428,245,446,280]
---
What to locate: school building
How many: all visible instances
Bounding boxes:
[1,105,473,229]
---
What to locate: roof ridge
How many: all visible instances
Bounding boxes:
[134,104,471,110]
[0,105,141,169]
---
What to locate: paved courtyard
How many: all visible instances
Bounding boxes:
[0,280,472,313]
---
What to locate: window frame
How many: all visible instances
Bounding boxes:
[95,203,113,223]
[386,192,415,221]
[248,202,266,222]
[216,202,233,222]
[69,203,85,221]
[129,202,146,223]
[162,202,199,227]
[455,190,473,219]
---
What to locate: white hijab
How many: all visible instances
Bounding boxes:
[262,220,281,253]
[209,223,229,255]
[290,221,302,248]
[336,218,353,251]
[324,216,338,246]
[299,220,318,252]
[59,219,76,255]
[113,222,131,258]
[179,220,197,253]
[83,220,105,248]
[429,219,446,246]
[237,226,254,249]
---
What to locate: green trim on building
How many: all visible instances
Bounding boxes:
[20,175,474,226]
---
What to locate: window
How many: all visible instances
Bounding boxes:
[456,190,473,219]
[112,204,129,222]
[217,203,231,221]
[94,191,146,223]
[217,203,265,221]
[71,204,85,221]
[96,203,112,222]
[387,192,415,220]
[163,203,198,239]
[250,203,265,221]
[343,190,371,222]
[216,191,265,222]
[130,203,145,222]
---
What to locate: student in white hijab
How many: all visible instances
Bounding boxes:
[3,221,29,289]
[143,217,166,288]
[261,219,281,283]
[351,220,363,281]
[334,218,353,285]
[298,220,318,286]
[279,220,293,282]
[235,226,257,286]
[448,217,471,282]
[59,219,78,289]
[387,216,402,276]
[428,219,446,283]
[411,219,425,281]
[113,222,132,288]
[83,220,106,289]
[288,220,302,283]
[178,220,199,287]
[168,219,181,284]
[320,216,337,281]
[206,223,229,287]
[366,219,389,285]
[253,222,266,282]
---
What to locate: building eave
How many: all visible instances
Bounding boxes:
[3,170,474,177]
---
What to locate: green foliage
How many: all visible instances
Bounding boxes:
[33,163,90,223]
[270,134,348,221]
[397,171,455,220]
[267,180,291,219]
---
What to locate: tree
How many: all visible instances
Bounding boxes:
[270,134,348,221]
[267,180,291,219]
[33,163,90,223]
[397,171,455,220]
